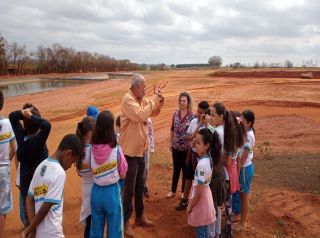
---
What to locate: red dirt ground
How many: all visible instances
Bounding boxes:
[2,69,320,238]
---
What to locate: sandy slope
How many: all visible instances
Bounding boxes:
[2,69,320,238]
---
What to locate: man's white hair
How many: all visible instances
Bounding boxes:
[131,74,145,87]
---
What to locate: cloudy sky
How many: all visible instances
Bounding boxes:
[0,0,319,65]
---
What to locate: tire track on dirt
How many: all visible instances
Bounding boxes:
[230,100,320,108]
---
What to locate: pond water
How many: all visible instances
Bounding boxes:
[0,73,133,98]
[0,79,88,98]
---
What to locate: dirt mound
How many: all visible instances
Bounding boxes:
[211,70,320,79]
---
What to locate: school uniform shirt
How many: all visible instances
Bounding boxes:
[194,156,212,186]
[187,118,199,152]
[0,118,15,166]
[187,118,199,136]
[242,129,255,167]
[91,144,128,187]
[28,158,66,238]
[78,144,93,224]
[214,125,224,152]
[78,144,93,183]
[232,149,241,161]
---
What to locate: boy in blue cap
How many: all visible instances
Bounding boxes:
[87,106,100,120]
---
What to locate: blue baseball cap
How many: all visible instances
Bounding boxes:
[87,106,100,120]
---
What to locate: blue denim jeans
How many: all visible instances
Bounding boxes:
[0,166,12,215]
[195,225,209,238]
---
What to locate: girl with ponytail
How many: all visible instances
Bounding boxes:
[76,116,95,238]
[229,111,247,225]
[209,102,238,238]
[234,110,256,232]
[187,128,221,238]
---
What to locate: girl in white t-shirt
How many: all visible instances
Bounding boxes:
[187,128,222,238]
[234,110,256,232]
[209,102,238,238]
[76,116,95,238]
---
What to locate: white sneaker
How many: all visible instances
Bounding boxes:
[166,191,176,199]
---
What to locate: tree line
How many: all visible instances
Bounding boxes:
[0,33,139,75]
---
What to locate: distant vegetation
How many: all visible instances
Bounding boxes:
[0,33,139,75]
[176,63,210,68]
[208,55,222,68]
[1,33,318,75]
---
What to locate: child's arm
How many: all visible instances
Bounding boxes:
[240,133,254,167]
[9,139,16,161]
[118,146,128,179]
[225,152,232,168]
[240,134,255,167]
[240,149,249,168]
[190,123,201,140]
[24,195,35,238]
[186,185,204,213]
[9,110,25,151]
[22,109,51,147]
[187,115,207,141]
[236,154,241,175]
[34,115,51,146]
[184,121,197,142]
[24,199,53,237]
[187,162,207,213]
[14,157,19,171]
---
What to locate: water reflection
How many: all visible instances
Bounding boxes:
[0,79,87,98]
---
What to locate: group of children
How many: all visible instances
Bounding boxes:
[0,88,255,238]
[0,90,156,238]
[168,92,256,238]
[190,102,255,238]
[0,90,84,238]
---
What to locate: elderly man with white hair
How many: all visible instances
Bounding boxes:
[120,74,164,237]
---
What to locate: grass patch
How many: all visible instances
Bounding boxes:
[254,153,320,194]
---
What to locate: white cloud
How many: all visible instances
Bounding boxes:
[0,0,319,65]
[268,0,306,11]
